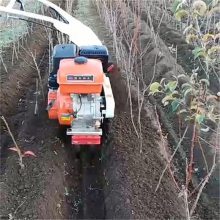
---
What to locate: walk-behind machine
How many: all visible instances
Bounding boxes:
[0,0,115,148]
[47,44,115,146]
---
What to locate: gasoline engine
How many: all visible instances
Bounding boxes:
[47,44,115,145]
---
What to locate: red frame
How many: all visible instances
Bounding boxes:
[72,135,101,145]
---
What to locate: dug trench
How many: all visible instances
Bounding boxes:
[0,0,193,219]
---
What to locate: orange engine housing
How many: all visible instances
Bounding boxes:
[48,58,104,126]
[57,58,104,94]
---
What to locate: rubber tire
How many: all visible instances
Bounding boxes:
[74,145,81,159]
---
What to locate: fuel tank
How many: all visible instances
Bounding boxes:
[57,57,104,94]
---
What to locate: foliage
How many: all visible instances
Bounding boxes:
[173,0,220,73]
[150,73,219,126]
[9,147,36,157]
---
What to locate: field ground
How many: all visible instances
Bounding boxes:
[0,0,219,219]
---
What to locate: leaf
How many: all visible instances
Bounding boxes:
[190,72,198,83]
[192,47,206,59]
[186,34,198,44]
[190,105,198,111]
[207,45,220,59]
[199,79,210,86]
[164,101,169,106]
[216,22,220,31]
[149,82,161,94]
[165,81,178,92]
[177,74,187,79]
[181,82,191,89]
[201,127,210,132]
[23,151,36,157]
[171,100,180,112]
[175,9,189,21]
[9,147,19,152]
[192,66,199,73]
[162,95,175,106]
[195,114,205,124]
[202,34,214,42]
[184,88,192,98]
[172,0,183,13]
[172,90,179,98]
[192,0,207,16]
[178,109,188,114]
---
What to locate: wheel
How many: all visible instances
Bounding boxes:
[73,144,81,159]
[89,145,101,159]
[101,118,110,144]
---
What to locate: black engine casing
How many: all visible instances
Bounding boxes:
[79,45,109,72]
[49,44,77,89]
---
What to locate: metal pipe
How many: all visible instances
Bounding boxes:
[0,0,102,46]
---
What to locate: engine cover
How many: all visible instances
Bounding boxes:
[57,58,104,94]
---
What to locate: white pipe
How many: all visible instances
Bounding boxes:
[6,0,16,8]
[0,6,59,23]
[0,0,102,46]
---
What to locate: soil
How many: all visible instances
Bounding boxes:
[103,73,185,219]
[0,0,218,219]
[0,22,81,219]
